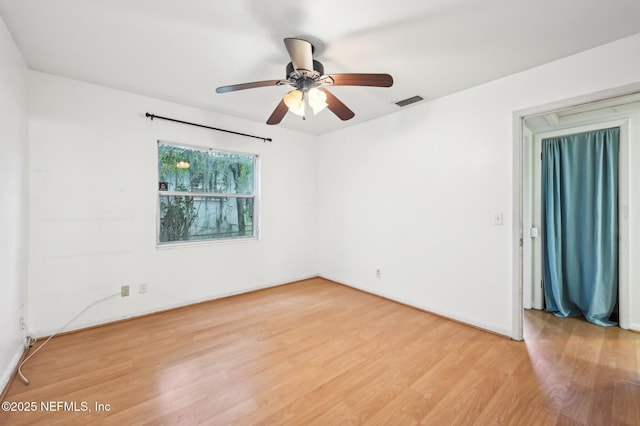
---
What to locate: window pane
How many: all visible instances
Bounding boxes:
[159,195,254,242]
[158,144,254,194]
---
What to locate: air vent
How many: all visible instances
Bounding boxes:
[395,95,424,107]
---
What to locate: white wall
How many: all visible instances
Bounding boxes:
[318,33,640,337]
[0,17,28,392]
[27,72,319,336]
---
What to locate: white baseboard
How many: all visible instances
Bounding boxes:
[631,323,640,332]
[31,274,319,338]
[1,345,24,396]
[319,274,513,339]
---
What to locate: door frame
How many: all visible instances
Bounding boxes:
[511,82,640,341]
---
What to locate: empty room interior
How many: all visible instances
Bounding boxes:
[1,1,640,424]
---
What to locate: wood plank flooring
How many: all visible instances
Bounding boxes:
[1,278,639,425]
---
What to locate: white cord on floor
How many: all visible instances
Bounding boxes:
[18,292,120,385]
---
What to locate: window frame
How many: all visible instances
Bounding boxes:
[156,140,260,247]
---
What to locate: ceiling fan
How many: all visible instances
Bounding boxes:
[215,37,393,125]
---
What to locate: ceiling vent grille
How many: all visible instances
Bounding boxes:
[395,95,424,107]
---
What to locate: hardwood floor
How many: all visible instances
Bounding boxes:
[1,278,639,425]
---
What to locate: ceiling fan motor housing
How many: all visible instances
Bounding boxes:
[286,60,324,79]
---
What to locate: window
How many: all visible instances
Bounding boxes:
[157,142,258,244]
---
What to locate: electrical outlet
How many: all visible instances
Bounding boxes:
[139,283,147,294]
[376,269,382,279]
[121,285,130,297]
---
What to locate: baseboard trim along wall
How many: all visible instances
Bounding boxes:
[30,275,319,339]
[0,345,25,400]
[319,274,512,339]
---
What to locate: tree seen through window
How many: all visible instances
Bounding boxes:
[157,143,257,243]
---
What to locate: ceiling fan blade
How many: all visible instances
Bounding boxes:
[267,99,288,125]
[216,80,281,94]
[328,73,394,87]
[284,38,313,71]
[320,88,355,121]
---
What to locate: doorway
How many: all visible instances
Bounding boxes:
[513,87,640,340]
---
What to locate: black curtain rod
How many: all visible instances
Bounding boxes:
[145,112,272,143]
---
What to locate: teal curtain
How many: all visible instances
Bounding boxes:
[542,127,619,326]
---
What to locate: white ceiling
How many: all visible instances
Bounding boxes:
[2,0,640,135]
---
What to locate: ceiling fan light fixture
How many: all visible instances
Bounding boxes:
[283,88,328,117]
[308,88,328,115]
[283,89,305,116]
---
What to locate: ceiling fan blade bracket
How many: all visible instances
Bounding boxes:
[318,75,335,86]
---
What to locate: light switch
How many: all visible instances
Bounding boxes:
[493,213,503,226]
